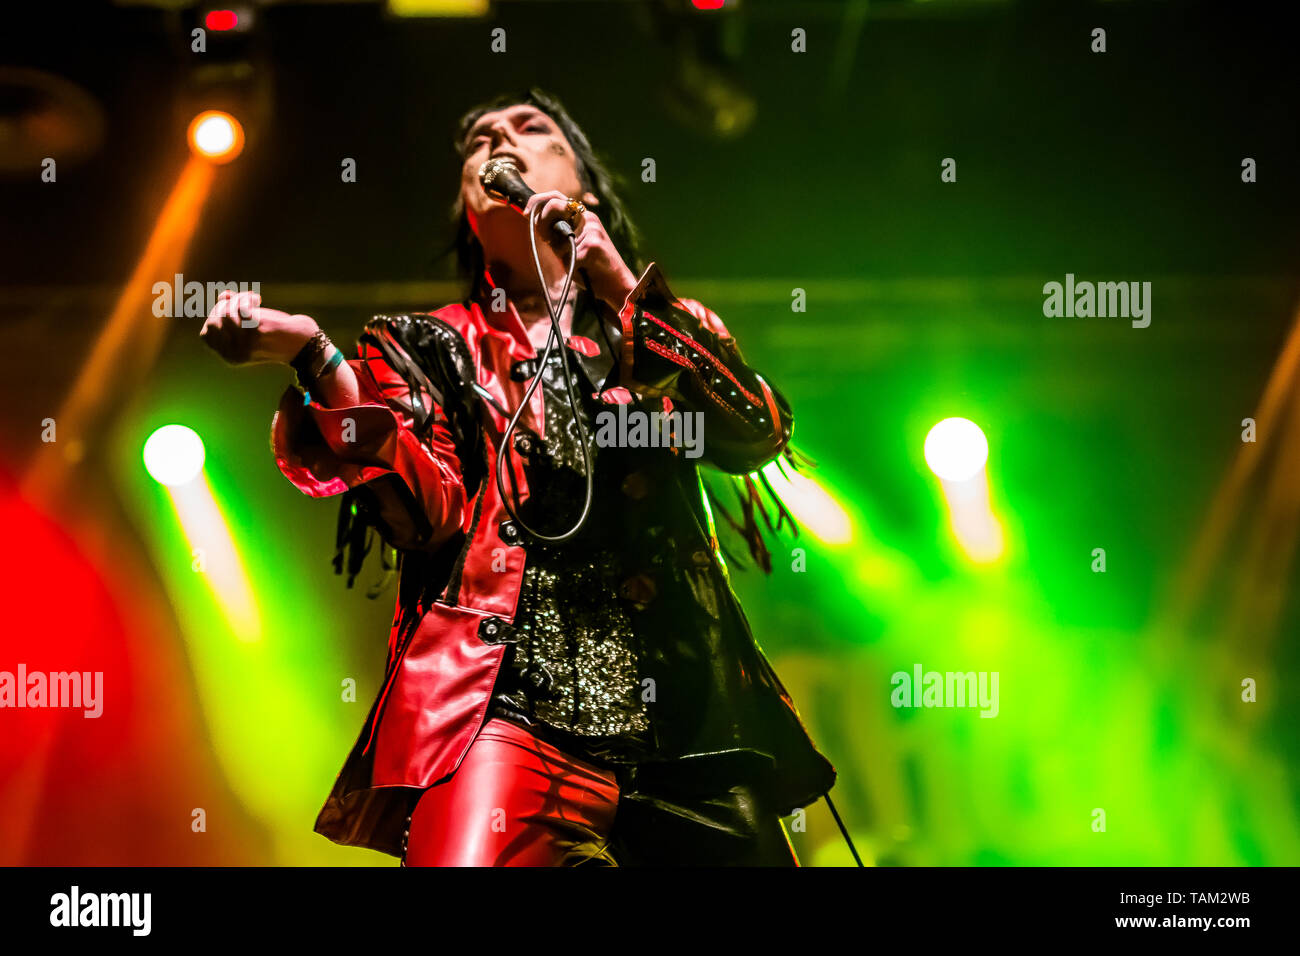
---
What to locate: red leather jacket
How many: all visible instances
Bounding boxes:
[272,260,835,856]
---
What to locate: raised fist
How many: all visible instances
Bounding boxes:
[200,290,319,366]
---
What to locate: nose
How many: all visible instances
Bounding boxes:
[487,118,515,148]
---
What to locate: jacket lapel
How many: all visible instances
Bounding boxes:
[566,289,619,396]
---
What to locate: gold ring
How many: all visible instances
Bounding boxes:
[565,198,586,223]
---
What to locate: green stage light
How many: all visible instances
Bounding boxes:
[143,424,206,486]
[924,417,988,483]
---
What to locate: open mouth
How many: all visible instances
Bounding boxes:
[489,153,525,171]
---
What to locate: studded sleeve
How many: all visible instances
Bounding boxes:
[612,261,793,475]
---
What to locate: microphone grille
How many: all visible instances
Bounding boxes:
[478,157,516,185]
[478,157,523,204]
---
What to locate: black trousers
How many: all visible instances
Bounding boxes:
[606,759,799,866]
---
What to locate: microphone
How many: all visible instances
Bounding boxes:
[478,156,594,544]
[478,157,574,239]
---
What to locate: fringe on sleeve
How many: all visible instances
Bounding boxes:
[333,490,400,599]
[329,315,485,601]
[703,443,814,574]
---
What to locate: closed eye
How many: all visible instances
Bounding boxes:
[464,117,550,154]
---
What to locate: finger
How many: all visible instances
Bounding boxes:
[574,222,604,252]
[532,194,571,228]
[569,229,592,258]
[567,202,595,236]
[219,290,247,318]
[203,300,252,356]
[231,290,262,323]
[207,293,237,323]
[542,198,587,242]
[524,189,568,215]
[208,290,235,319]
[569,238,592,278]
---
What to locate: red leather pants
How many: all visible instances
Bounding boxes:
[402,717,799,866]
[403,718,621,866]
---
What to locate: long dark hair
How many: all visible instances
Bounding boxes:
[441,88,644,302]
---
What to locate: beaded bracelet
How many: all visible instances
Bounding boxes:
[290,330,342,390]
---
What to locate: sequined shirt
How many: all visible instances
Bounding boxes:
[490,348,654,762]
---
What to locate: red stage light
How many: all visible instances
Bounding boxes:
[205,10,238,31]
[692,0,726,9]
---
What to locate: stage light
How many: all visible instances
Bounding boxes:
[761,460,853,545]
[143,425,260,638]
[187,110,244,163]
[143,425,206,487]
[941,472,1005,564]
[387,0,490,15]
[23,152,215,504]
[204,10,238,31]
[925,417,989,483]
[923,418,1003,563]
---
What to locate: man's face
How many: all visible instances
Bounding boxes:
[459,104,590,235]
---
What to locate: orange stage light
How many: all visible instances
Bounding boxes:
[187,110,244,164]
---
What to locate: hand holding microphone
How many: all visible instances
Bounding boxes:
[478,158,637,311]
[479,157,580,239]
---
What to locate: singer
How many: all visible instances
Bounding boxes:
[200,89,836,866]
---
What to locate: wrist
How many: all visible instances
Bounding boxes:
[599,266,638,313]
[290,329,341,390]
[283,318,321,363]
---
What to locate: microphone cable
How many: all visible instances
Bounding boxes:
[493,202,595,544]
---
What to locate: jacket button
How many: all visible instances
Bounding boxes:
[513,432,535,456]
[510,359,539,381]
[499,520,521,545]
[619,573,658,608]
[521,663,554,697]
[478,617,517,645]
[621,471,650,500]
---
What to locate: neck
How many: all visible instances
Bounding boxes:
[486,257,577,323]
[483,265,582,356]
[478,216,577,323]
